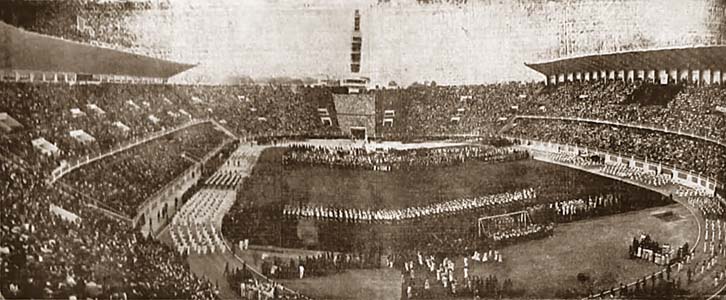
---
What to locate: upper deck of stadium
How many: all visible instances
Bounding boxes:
[526,45,726,84]
[1,21,194,82]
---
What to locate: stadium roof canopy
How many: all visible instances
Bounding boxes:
[1,22,195,79]
[525,45,726,77]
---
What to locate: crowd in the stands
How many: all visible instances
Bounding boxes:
[0,160,219,300]
[374,80,725,186]
[507,118,726,183]
[517,81,726,143]
[283,144,525,171]
[375,82,539,137]
[0,83,197,171]
[60,123,227,217]
[0,83,334,174]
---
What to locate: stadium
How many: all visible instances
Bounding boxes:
[0,0,725,299]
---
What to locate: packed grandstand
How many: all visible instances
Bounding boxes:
[2,0,726,300]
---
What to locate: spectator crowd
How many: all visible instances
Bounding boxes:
[61,122,228,217]
[0,160,219,300]
[507,118,726,183]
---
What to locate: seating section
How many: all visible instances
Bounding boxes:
[374,83,539,137]
[61,122,228,217]
[170,189,235,255]
[0,83,205,170]
[0,83,338,174]
[518,82,726,142]
[0,160,218,299]
[175,85,333,138]
[506,118,726,183]
[3,80,723,190]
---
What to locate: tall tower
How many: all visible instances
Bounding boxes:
[350,10,362,73]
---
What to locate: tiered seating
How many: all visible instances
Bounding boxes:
[518,81,726,143]
[170,189,234,255]
[179,85,332,138]
[0,160,218,299]
[600,164,671,187]
[507,118,726,183]
[61,123,227,217]
[0,82,205,171]
[373,83,540,137]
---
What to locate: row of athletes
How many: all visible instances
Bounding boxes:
[281,188,536,222]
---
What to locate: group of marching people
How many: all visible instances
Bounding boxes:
[282,188,536,223]
[393,249,519,299]
[688,195,725,219]
[549,152,602,167]
[471,250,504,263]
[488,223,554,244]
[282,144,528,171]
[600,163,671,187]
[548,194,621,221]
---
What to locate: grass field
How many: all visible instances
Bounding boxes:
[243,147,644,210]
[449,204,696,298]
[220,147,694,299]
[226,203,696,300]
[280,269,402,300]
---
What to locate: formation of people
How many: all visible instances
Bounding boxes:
[226,264,308,300]
[393,250,521,299]
[549,194,622,221]
[488,223,554,243]
[282,188,537,223]
[283,144,526,171]
[600,163,672,187]
[170,189,233,256]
